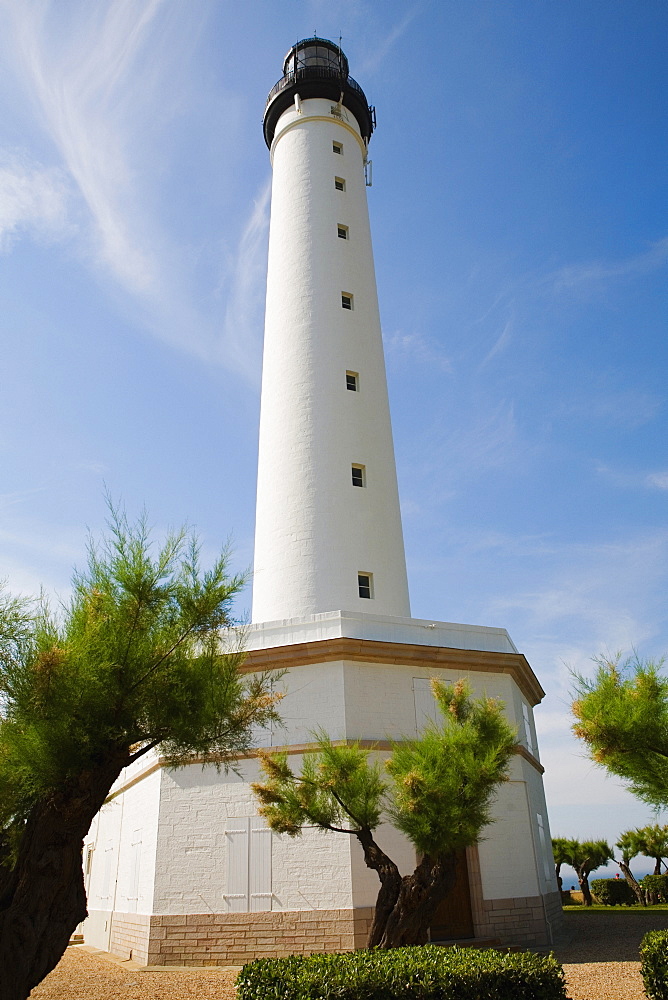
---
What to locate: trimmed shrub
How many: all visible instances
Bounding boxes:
[641,874,668,903]
[641,929,668,999]
[590,878,636,906]
[236,944,567,1000]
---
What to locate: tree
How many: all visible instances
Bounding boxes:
[635,824,668,876]
[571,654,668,808]
[559,839,613,906]
[551,837,572,892]
[252,679,516,949]
[615,829,647,905]
[0,507,279,1000]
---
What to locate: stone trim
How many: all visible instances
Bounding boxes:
[108,912,152,965]
[107,739,544,799]
[241,637,545,706]
[97,891,557,966]
[465,847,558,947]
[103,908,375,967]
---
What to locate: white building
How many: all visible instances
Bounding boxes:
[82,37,561,966]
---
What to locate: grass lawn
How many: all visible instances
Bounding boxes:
[563,904,668,911]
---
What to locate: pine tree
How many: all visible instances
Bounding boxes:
[635,824,668,876]
[252,679,516,948]
[551,837,570,891]
[615,829,647,904]
[571,654,668,808]
[0,506,279,1000]
[557,839,612,906]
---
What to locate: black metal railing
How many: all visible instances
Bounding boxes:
[265,65,368,110]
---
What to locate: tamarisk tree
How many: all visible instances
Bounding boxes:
[615,830,647,905]
[0,507,279,1000]
[252,679,516,949]
[554,839,613,906]
[572,654,668,808]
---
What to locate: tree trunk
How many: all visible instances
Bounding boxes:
[0,752,129,1000]
[617,860,646,906]
[355,829,402,948]
[377,852,458,948]
[654,857,662,876]
[354,832,459,949]
[555,863,563,892]
[577,869,593,906]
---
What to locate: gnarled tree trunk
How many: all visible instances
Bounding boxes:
[355,829,458,949]
[617,860,646,906]
[0,751,128,1000]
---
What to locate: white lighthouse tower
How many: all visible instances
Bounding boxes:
[253,38,409,623]
[80,39,561,966]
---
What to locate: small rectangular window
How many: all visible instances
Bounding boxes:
[358,573,373,599]
[346,371,358,391]
[341,293,353,310]
[334,177,345,191]
[333,141,343,154]
[337,225,349,240]
[351,464,365,487]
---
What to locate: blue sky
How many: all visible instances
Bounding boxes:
[1,0,667,879]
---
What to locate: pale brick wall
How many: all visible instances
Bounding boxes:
[145,908,375,966]
[109,913,152,964]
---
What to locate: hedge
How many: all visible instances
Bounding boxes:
[590,878,636,906]
[641,875,668,903]
[236,944,567,1000]
[641,929,668,999]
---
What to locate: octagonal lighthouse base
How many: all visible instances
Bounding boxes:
[81,611,561,966]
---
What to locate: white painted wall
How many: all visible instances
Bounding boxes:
[83,765,161,949]
[246,611,519,655]
[152,757,355,914]
[253,97,410,622]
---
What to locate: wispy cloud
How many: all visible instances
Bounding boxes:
[356,5,422,76]
[0,150,71,250]
[548,236,668,293]
[385,329,452,372]
[563,383,662,430]
[595,463,668,491]
[647,471,668,490]
[218,180,270,385]
[480,317,513,367]
[487,530,668,665]
[4,0,173,293]
[0,0,266,381]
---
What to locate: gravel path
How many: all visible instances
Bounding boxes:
[553,909,668,1000]
[30,910,668,1000]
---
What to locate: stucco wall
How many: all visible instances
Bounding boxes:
[253,96,410,622]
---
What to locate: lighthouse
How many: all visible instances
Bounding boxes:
[253,37,410,623]
[80,38,561,966]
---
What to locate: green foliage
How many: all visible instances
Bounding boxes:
[554,838,613,878]
[0,504,280,849]
[571,654,668,809]
[641,875,668,903]
[551,838,571,867]
[590,878,636,905]
[640,930,668,1000]
[617,829,644,865]
[254,738,386,836]
[236,945,567,1000]
[386,680,516,856]
[635,825,668,872]
[253,679,516,859]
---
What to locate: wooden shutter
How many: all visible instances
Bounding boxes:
[225,819,250,911]
[250,818,272,912]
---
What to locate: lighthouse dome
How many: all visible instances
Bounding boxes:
[263,36,374,148]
